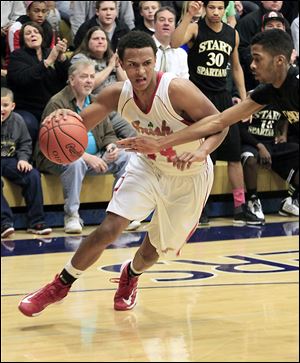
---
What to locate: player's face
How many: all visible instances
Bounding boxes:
[120,47,156,91]
[1,96,15,123]
[250,44,278,84]
[88,30,108,55]
[69,65,96,97]
[205,1,225,23]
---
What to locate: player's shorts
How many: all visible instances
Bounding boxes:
[241,142,299,182]
[107,154,214,258]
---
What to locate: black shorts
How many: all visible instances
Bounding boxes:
[241,142,299,182]
[203,89,241,162]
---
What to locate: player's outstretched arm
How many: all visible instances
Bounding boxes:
[117,95,265,153]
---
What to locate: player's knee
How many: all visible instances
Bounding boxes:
[245,156,257,167]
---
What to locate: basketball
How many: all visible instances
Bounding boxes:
[39,114,88,165]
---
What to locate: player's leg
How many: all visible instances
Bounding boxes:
[113,233,159,311]
[241,145,265,222]
[18,212,130,317]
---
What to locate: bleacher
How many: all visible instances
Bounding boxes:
[3,161,288,216]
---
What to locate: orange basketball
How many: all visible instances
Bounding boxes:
[39,114,88,165]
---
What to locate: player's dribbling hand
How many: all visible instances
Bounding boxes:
[171,150,207,171]
[117,136,161,153]
[42,109,82,125]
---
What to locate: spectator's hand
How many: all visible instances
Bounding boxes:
[42,109,82,124]
[257,144,272,169]
[83,153,108,173]
[105,143,118,162]
[117,136,161,154]
[56,37,68,61]
[188,1,203,17]
[46,37,68,64]
[290,49,297,65]
[17,160,33,173]
[275,134,287,144]
[171,149,207,171]
[108,53,118,69]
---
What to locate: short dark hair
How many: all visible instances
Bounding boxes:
[202,1,229,9]
[117,31,157,61]
[154,6,177,22]
[96,1,117,10]
[19,21,45,48]
[251,29,293,61]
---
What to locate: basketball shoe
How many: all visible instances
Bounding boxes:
[247,197,265,224]
[113,261,139,311]
[279,197,299,216]
[18,275,71,317]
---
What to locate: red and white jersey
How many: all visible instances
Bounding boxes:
[118,72,207,176]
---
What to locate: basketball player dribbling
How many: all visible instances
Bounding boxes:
[18,31,229,316]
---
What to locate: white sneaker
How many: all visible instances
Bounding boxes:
[64,215,83,234]
[247,198,265,222]
[279,197,299,217]
[125,220,141,231]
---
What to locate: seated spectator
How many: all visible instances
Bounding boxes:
[153,6,189,78]
[291,15,299,65]
[1,87,52,238]
[70,1,135,37]
[223,1,237,28]
[240,105,299,220]
[7,22,69,149]
[1,1,26,69]
[73,1,131,51]
[134,1,161,36]
[5,1,55,68]
[34,60,133,233]
[261,11,298,65]
[237,1,291,91]
[71,26,136,139]
[234,1,259,21]
[55,1,74,48]
[46,1,61,38]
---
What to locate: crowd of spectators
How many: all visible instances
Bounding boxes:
[1,1,299,238]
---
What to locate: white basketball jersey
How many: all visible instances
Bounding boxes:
[118,72,206,176]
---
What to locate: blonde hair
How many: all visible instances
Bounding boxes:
[179,1,205,23]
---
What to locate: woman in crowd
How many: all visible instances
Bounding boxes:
[7,21,69,149]
[71,26,135,139]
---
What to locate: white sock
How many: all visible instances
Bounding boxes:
[64,260,84,279]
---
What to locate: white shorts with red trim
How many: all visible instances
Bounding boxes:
[107,154,214,258]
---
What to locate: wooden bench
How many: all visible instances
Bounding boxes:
[3,161,288,208]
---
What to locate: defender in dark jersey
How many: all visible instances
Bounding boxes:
[240,104,299,219]
[121,30,299,183]
[171,0,261,225]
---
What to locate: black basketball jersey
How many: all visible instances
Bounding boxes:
[250,66,299,124]
[188,18,236,92]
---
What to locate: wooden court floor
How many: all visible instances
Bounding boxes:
[1,215,299,362]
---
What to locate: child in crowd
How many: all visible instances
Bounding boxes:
[1,87,52,238]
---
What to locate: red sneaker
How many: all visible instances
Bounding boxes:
[18,275,71,317]
[113,261,139,311]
